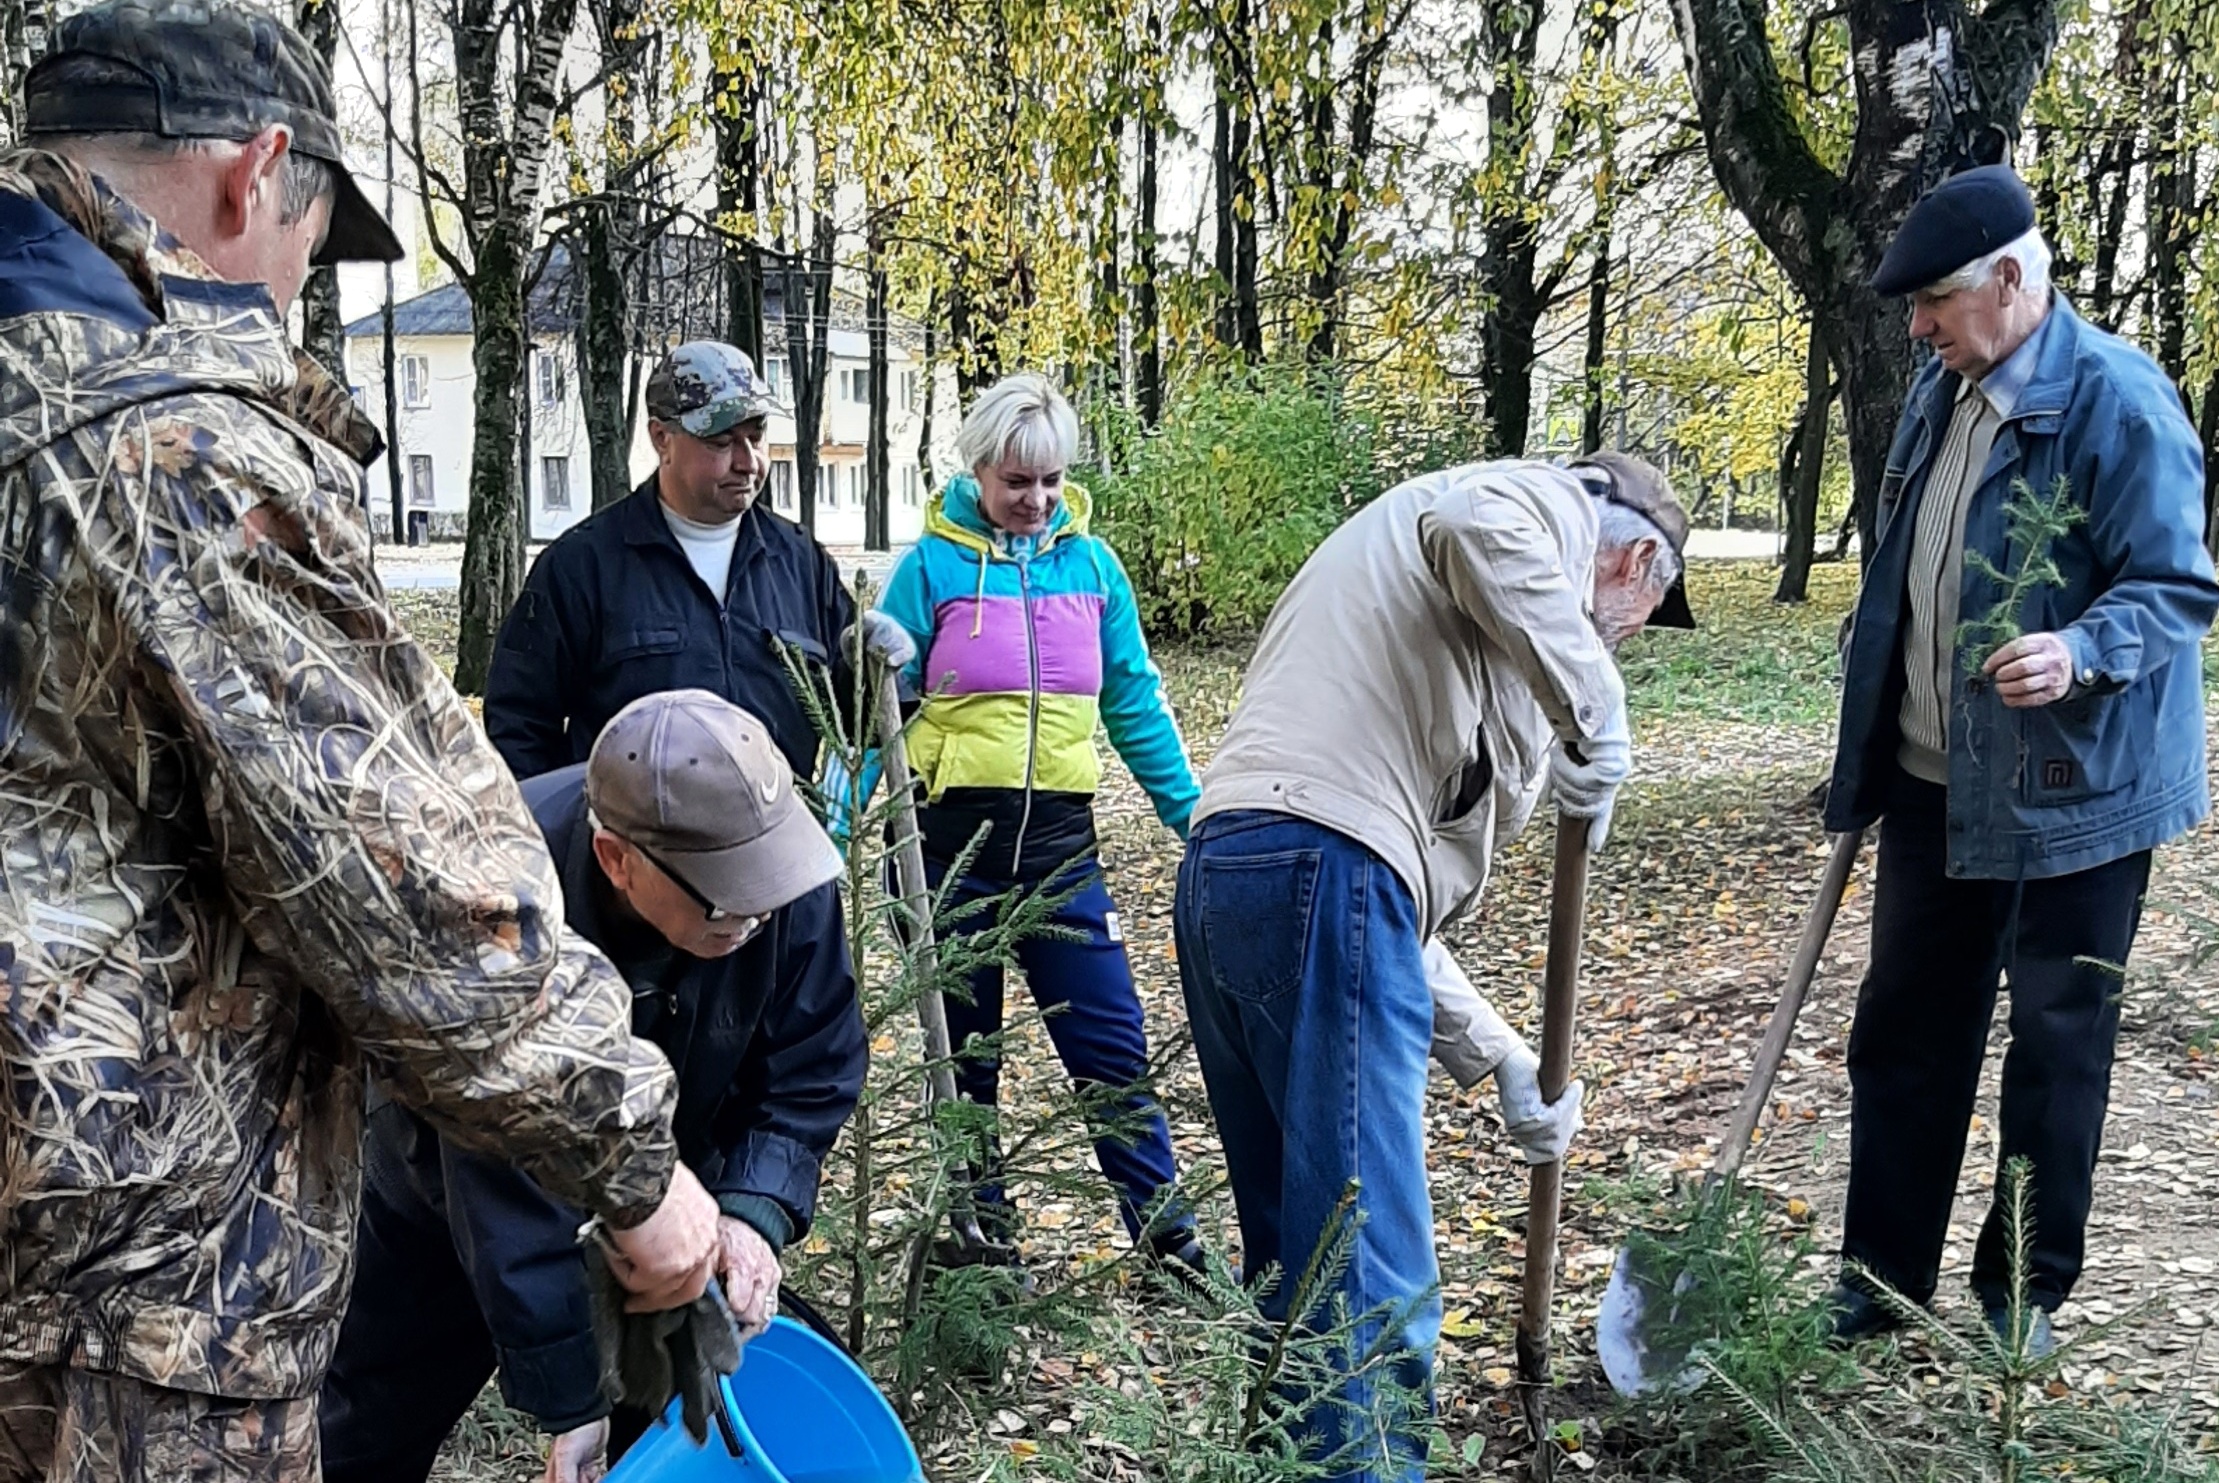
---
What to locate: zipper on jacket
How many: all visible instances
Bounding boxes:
[1010,553,1041,876]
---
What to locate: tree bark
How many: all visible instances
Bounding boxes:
[865,223,891,552]
[379,0,404,544]
[1209,9,1261,360]
[295,0,345,383]
[442,0,583,692]
[1477,0,1611,457]
[783,183,836,538]
[2145,42,2193,388]
[1580,236,1612,455]
[1134,57,1163,427]
[1776,323,1833,602]
[577,0,646,512]
[917,287,938,493]
[2200,370,2218,554]
[458,262,531,691]
[1673,0,2060,561]
[716,57,766,368]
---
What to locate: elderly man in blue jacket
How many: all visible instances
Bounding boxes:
[1824,165,2218,1355]
[320,692,866,1483]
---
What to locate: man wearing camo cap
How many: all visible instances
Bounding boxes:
[485,341,914,785]
[0,2,720,1478]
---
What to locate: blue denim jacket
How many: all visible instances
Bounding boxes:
[1824,299,2218,879]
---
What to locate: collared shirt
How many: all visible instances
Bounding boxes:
[1897,307,2055,782]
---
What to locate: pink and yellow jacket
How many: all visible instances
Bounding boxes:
[876,475,1198,881]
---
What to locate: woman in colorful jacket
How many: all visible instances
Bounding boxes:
[876,373,1205,1277]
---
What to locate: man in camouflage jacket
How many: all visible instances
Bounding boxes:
[0,4,722,1476]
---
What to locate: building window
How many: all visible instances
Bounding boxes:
[399,355,430,410]
[900,369,919,413]
[902,465,920,507]
[820,464,839,508]
[766,359,787,403]
[536,353,566,408]
[771,459,795,511]
[407,454,434,507]
[541,456,571,511]
[839,368,871,405]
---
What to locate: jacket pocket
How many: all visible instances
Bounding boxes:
[1198,849,1320,1006]
[2020,685,2151,803]
[603,626,684,664]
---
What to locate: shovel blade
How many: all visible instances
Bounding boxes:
[1596,1247,1705,1398]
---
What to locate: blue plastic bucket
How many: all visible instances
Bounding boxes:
[606,1316,923,1483]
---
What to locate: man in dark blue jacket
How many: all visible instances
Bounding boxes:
[320,691,867,1483]
[1824,166,2218,1356]
[482,341,910,784]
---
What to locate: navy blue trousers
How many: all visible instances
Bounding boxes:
[930,855,1190,1246]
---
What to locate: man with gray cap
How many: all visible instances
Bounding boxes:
[0,3,721,1477]
[484,341,913,784]
[322,690,866,1483]
[1824,164,2216,1353]
[1173,452,1690,1482]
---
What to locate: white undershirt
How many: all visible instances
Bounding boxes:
[662,504,742,604]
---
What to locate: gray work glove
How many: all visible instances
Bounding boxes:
[584,1241,743,1444]
[846,610,917,672]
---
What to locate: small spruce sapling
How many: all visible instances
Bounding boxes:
[1955,475,2085,678]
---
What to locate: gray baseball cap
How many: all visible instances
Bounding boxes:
[586,691,840,918]
[26,0,405,265]
[644,342,778,438]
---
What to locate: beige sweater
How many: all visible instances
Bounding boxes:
[1198,460,1624,945]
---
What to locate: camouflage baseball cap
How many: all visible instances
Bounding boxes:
[25,0,405,266]
[645,342,778,438]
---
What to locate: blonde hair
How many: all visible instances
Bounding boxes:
[956,373,1079,476]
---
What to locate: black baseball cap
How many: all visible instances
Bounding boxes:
[25,0,405,265]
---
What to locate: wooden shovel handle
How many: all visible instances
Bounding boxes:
[1518,814,1590,1354]
[1713,827,1865,1182]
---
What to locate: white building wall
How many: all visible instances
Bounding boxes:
[349,326,944,550]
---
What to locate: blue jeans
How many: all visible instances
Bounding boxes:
[1174,811,1439,1483]
[929,855,1191,1247]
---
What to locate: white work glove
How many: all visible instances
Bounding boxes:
[544,1418,608,1483]
[1493,1045,1585,1166]
[1424,942,1586,1164]
[1549,679,1632,853]
[846,610,916,672]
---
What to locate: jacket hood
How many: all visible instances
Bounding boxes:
[927,472,1092,556]
[0,150,381,472]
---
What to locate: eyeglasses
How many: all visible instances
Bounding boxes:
[632,842,768,941]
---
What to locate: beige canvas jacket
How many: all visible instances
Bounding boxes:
[1196,460,1624,1083]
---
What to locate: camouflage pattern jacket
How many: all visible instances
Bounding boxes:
[0,151,681,1399]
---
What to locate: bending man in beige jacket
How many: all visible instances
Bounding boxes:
[1172,453,1691,1483]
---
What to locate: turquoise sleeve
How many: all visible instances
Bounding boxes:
[875,544,937,695]
[1094,542,1200,837]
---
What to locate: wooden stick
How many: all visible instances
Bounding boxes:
[1714,828,1864,1182]
[871,668,986,1252]
[1517,814,1590,1477]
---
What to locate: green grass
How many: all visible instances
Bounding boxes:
[1614,561,1859,728]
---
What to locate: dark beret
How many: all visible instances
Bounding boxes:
[1870,165,2036,297]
